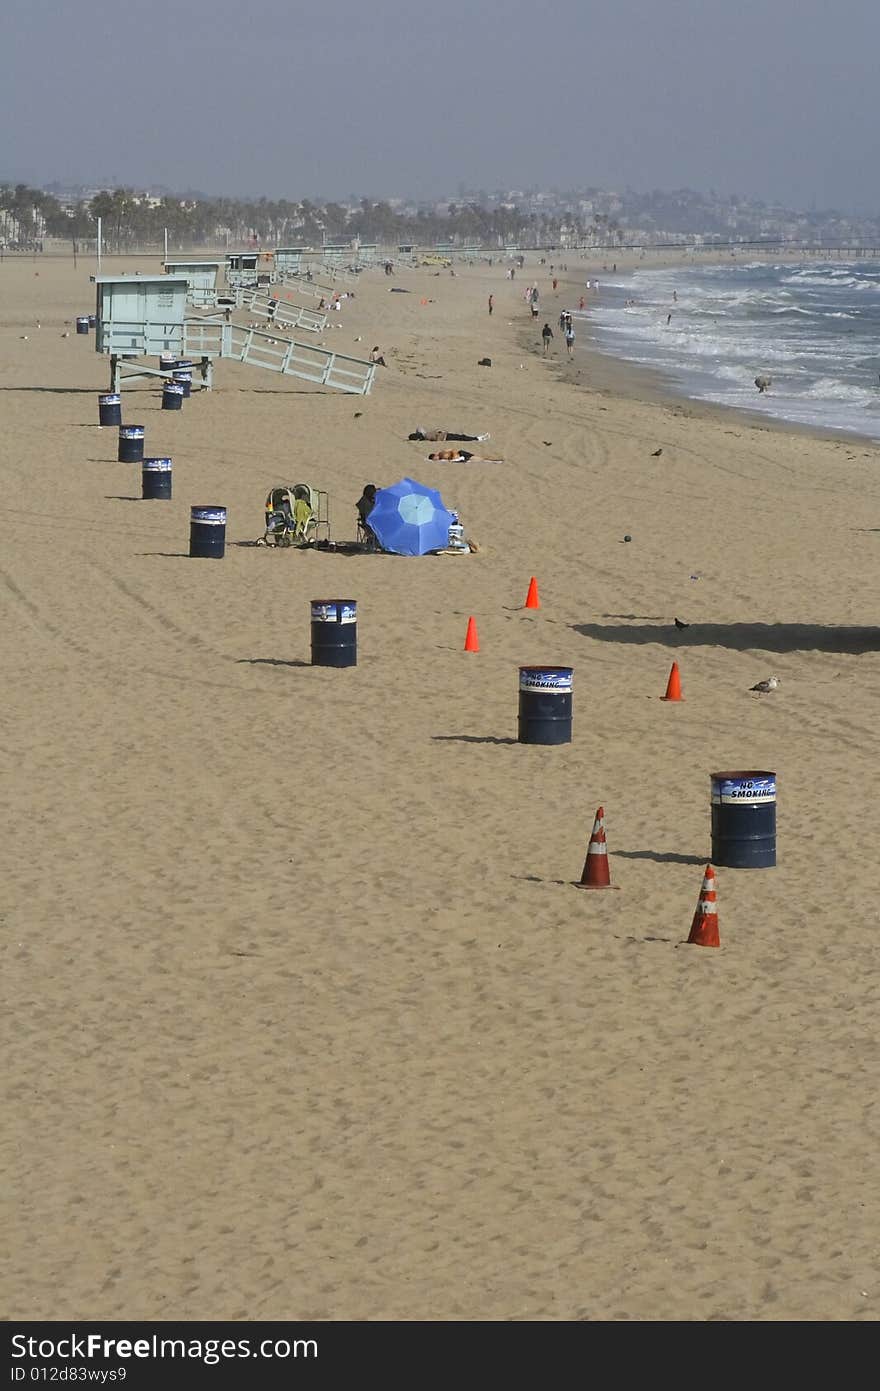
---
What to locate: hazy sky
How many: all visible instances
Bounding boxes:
[2,0,878,212]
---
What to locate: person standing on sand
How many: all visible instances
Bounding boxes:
[579,296,586,310]
[564,323,575,356]
[488,294,494,315]
[542,322,554,354]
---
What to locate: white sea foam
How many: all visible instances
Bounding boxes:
[590,257,880,440]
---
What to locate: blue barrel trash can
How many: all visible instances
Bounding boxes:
[162,380,185,410]
[142,457,172,500]
[172,370,192,398]
[190,506,226,559]
[710,770,777,868]
[98,392,122,427]
[311,600,357,667]
[159,353,176,374]
[88,314,97,329]
[518,666,573,745]
[76,316,90,335]
[118,425,145,463]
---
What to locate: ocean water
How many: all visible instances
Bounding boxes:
[583,259,880,440]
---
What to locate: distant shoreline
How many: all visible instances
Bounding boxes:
[519,249,880,447]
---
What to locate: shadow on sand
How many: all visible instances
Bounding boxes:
[433,734,518,746]
[571,621,879,655]
[613,850,707,866]
[0,386,102,395]
[236,658,311,668]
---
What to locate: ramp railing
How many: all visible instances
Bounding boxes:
[102,320,375,395]
[237,289,327,333]
[227,324,376,394]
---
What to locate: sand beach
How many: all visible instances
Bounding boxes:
[2,249,879,1321]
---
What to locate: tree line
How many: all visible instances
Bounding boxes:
[0,182,622,252]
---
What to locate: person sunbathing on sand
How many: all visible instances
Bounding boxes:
[409,426,490,442]
[428,449,503,462]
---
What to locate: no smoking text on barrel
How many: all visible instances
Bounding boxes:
[189,506,227,558]
[710,770,776,868]
[98,392,122,427]
[518,666,573,745]
[142,457,172,500]
[118,425,145,462]
[310,600,357,667]
[172,370,193,398]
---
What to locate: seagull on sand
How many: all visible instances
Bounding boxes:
[750,676,780,693]
[673,617,689,630]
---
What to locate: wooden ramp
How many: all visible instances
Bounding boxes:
[237,288,327,333]
[271,272,336,301]
[186,321,376,394]
[109,321,376,395]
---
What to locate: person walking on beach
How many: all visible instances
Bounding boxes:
[542,322,554,354]
[488,294,494,316]
[564,323,575,357]
[579,296,585,310]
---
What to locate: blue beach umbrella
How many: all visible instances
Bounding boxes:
[368,477,455,556]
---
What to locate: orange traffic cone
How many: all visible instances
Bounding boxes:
[660,661,683,701]
[687,864,719,947]
[576,806,619,889]
[464,616,480,652]
[524,576,540,609]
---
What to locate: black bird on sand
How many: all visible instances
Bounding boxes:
[651,448,663,457]
[674,617,689,630]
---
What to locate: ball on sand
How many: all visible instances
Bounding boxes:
[624,534,632,543]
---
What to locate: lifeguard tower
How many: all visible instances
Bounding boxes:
[356,242,378,265]
[94,273,188,385]
[274,246,315,278]
[322,243,350,267]
[225,252,273,290]
[397,243,416,264]
[93,270,376,395]
[164,260,224,307]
